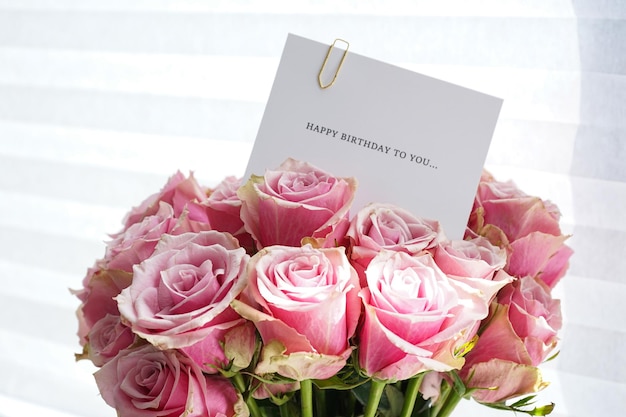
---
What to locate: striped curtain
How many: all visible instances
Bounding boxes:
[0,1,623,416]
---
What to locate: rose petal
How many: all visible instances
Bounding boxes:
[466,359,548,403]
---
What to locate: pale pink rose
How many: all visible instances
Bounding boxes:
[105,202,177,272]
[116,231,253,372]
[506,231,574,289]
[202,176,255,254]
[80,314,136,367]
[481,197,563,243]
[232,244,361,381]
[74,268,132,346]
[434,236,506,279]
[347,203,442,283]
[474,174,527,208]
[357,251,497,381]
[498,275,562,365]
[460,275,561,402]
[475,171,560,224]
[95,344,248,417]
[468,173,572,288]
[121,171,209,231]
[238,158,357,249]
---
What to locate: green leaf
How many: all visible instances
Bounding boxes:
[482,394,555,416]
[448,371,467,397]
[352,380,407,417]
[544,350,560,363]
[510,395,537,408]
[384,384,404,417]
[314,375,369,390]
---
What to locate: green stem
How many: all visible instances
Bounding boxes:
[300,379,314,417]
[363,380,387,417]
[279,402,291,417]
[231,373,262,417]
[430,380,451,417]
[231,372,247,392]
[399,373,426,417]
[246,395,263,417]
[434,384,462,417]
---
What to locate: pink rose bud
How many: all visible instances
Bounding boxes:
[238,158,357,249]
[357,251,496,381]
[116,231,251,372]
[232,244,361,380]
[95,345,248,417]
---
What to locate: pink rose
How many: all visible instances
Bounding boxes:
[116,231,253,372]
[460,275,561,402]
[104,202,202,272]
[357,251,499,381]
[95,344,248,417]
[474,173,527,207]
[121,171,209,231]
[79,314,136,367]
[202,176,255,254]
[232,244,361,380]
[481,197,562,243]
[434,236,506,279]
[74,268,132,346]
[506,231,573,289]
[238,158,357,249]
[347,203,442,282]
[498,275,562,365]
[468,173,572,288]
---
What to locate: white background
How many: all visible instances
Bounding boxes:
[0,1,624,416]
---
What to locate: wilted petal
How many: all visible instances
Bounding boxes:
[465,358,548,403]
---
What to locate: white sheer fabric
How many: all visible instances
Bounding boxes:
[0,1,624,416]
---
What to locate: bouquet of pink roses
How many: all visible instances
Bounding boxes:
[73,158,571,417]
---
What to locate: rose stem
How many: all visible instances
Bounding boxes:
[363,380,387,417]
[430,379,451,417]
[300,379,314,417]
[279,402,291,417]
[432,383,462,417]
[399,373,426,417]
[231,373,262,417]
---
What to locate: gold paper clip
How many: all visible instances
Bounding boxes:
[318,38,349,89]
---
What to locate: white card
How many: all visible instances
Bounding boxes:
[245,34,502,240]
